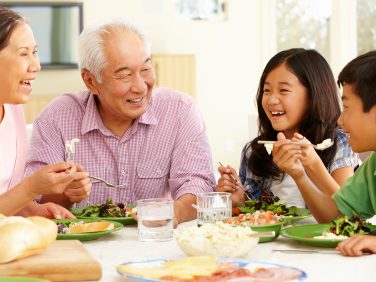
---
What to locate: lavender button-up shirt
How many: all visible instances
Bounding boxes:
[25,88,215,207]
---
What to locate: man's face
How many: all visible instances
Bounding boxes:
[338,84,376,152]
[91,29,156,131]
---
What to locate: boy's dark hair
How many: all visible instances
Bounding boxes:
[247,48,339,180]
[338,50,376,112]
[0,7,25,51]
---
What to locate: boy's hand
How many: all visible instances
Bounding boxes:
[336,234,376,256]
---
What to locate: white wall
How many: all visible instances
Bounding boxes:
[23,0,264,172]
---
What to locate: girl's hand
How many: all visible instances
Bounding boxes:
[272,132,306,180]
[291,133,322,170]
[336,234,376,256]
[215,164,245,207]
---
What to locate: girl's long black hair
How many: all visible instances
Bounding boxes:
[247,48,340,180]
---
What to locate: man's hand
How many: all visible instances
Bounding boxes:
[174,194,197,227]
[63,165,92,203]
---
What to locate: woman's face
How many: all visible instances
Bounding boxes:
[0,22,40,105]
[261,63,309,139]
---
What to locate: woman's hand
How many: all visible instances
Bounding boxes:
[21,201,75,219]
[336,234,376,256]
[25,162,77,197]
[215,164,244,207]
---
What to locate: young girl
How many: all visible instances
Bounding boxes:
[216,48,359,208]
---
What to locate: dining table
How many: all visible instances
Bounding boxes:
[83,217,376,282]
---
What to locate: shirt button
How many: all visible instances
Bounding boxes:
[121,170,126,176]
[156,169,161,175]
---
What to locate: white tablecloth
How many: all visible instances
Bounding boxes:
[83,219,376,282]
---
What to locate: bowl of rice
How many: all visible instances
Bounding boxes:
[174,221,259,258]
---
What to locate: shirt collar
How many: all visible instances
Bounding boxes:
[81,92,158,136]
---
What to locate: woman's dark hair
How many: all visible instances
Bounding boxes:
[247,48,340,180]
[338,50,376,112]
[0,7,25,51]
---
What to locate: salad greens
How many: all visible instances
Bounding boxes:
[234,190,310,217]
[329,215,372,237]
[72,199,132,218]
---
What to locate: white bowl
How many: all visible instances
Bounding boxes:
[174,222,258,258]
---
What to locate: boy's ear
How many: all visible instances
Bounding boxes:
[81,69,100,95]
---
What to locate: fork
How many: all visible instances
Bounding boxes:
[89,176,127,188]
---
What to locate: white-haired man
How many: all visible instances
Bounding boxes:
[26,19,216,225]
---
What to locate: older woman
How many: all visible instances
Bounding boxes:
[0,7,90,218]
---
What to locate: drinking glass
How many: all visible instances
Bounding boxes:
[137,198,174,242]
[196,192,232,226]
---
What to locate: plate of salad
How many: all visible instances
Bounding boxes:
[233,190,311,225]
[71,200,137,225]
[281,215,376,248]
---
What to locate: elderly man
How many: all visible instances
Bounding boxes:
[26,19,215,224]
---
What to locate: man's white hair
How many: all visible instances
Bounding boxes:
[78,18,150,83]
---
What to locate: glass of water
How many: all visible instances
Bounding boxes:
[137,198,174,242]
[196,192,232,226]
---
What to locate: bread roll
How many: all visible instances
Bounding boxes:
[0,214,57,264]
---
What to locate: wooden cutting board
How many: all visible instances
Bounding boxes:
[0,240,101,281]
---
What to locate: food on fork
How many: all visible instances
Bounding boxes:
[0,214,57,263]
[258,138,334,155]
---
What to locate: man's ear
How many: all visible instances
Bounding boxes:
[81,69,100,95]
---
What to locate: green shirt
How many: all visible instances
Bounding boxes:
[332,152,376,219]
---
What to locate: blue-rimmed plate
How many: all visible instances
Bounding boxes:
[116,258,307,281]
[54,218,123,241]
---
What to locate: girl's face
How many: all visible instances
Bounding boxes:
[261,63,309,139]
[338,84,376,152]
[0,22,40,105]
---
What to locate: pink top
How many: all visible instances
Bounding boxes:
[26,88,215,207]
[0,104,27,194]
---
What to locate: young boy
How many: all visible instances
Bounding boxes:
[272,50,376,256]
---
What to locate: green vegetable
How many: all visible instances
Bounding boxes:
[329,215,371,237]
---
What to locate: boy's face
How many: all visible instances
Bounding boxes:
[338,84,376,152]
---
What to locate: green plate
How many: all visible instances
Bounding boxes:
[54,218,123,241]
[281,224,345,248]
[71,207,137,225]
[0,278,49,282]
[249,222,282,243]
[280,208,312,225]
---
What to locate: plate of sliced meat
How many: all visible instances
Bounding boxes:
[116,256,307,281]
